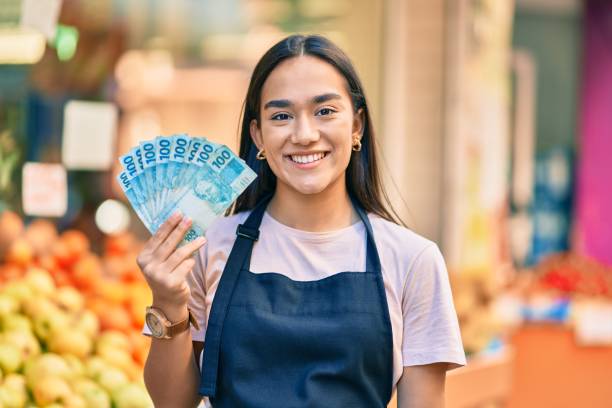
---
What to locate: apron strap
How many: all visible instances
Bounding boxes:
[199,195,272,397]
[351,197,381,274]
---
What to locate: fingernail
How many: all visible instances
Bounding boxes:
[196,237,206,244]
[171,211,182,221]
[181,217,192,227]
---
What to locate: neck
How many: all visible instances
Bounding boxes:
[267,179,358,232]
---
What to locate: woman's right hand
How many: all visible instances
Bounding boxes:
[136,212,207,320]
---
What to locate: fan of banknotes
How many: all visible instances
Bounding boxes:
[116,134,257,243]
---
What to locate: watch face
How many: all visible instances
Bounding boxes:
[146,312,165,338]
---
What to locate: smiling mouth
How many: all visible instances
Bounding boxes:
[287,152,328,164]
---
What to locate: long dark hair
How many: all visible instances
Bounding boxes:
[232,34,403,226]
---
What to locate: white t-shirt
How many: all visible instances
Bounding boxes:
[185,210,466,393]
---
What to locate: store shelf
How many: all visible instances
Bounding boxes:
[386,349,514,408]
[445,349,514,408]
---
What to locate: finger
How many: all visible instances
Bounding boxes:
[165,236,207,272]
[171,257,197,284]
[154,216,193,262]
[146,211,183,253]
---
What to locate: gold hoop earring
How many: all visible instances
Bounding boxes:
[256,148,266,160]
[352,139,362,152]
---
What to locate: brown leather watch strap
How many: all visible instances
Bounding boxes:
[166,309,199,338]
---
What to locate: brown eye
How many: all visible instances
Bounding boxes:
[316,108,335,116]
[271,113,291,121]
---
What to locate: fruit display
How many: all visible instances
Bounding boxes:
[0,211,154,407]
[534,252,612,298]
[450,274,504,356]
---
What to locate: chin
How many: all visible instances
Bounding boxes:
[292,184,327,195]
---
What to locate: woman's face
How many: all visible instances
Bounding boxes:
[251,55,363,197]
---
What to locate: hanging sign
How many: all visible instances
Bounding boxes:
[62,100,118,170]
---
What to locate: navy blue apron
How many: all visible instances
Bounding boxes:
[200,196,394,407]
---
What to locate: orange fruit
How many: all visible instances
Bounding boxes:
[104,233,135,257]
[60,230,90,260]
[0,264,25,283]
[24,219,58,257]
[52,240,73,269]
[0,210,24,257]
[71,254,103,291]
[5,237,34,267]
[97,304,133,332]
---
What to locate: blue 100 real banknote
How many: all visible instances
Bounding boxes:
[116,134,257,244]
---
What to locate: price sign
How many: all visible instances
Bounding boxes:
[62,100,118,170]
[21,0,63,40]
[22,162,67,217]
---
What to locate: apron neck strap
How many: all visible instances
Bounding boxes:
[239,194,381,273]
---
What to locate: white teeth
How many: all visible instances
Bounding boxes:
[290,152,325,164]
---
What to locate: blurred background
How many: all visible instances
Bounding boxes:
[0,0,611,407]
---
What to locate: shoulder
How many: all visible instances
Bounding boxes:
[368,214,439,262]
[206,211,251,239]
[199,211,252,262]
[367,214,447,292]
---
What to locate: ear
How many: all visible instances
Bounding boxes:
[250,119,263,150]
[352,108,365,142]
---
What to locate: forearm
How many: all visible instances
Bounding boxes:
[397,364,447,408]
[144,328,202,408]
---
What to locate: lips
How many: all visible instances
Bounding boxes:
[288,152,327,164]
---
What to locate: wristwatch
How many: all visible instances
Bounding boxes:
[145,306,200,339]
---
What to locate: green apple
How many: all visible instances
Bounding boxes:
[62,354,86,378]
[33,310,71,342]
[112,383,153,408]
[24,353,71,389]
[97,346,133,373]
[22,297,59,320]
[84,356,110,379]
[0,385,26,408]
[0,294,19,317]
[63,393,87,408]
[32,376,71,406]
[1,374,28,408]
[1,313,32,333]
[2,329,41,360]
[95,366,129,395]
[23,268,56,297]
[73,378,111,408]
[48,329,93,359]
[75,310,100,339]
[2,282,33,305]
[54,286,85,313]
[96,331,131,353]
[0,342,23,373]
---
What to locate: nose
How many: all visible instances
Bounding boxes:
[291,114,320,145]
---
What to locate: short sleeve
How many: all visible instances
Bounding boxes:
[187,243,208,342]
[401,244,466,369]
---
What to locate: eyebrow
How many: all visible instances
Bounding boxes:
[263,93,342,110]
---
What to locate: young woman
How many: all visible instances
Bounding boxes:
[138,34,466,407]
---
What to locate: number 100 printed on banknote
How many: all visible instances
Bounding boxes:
[117,134,257,244]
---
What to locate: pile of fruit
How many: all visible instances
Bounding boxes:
[534,252,612,298]
[450,274,503,356]
[0,211,153,407]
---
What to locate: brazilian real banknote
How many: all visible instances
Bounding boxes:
[117,134,257,244]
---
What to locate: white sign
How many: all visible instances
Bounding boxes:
[62,100,118,170]
[574,301,612,346]
[22,162,67,217]
[20,0,63,40]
